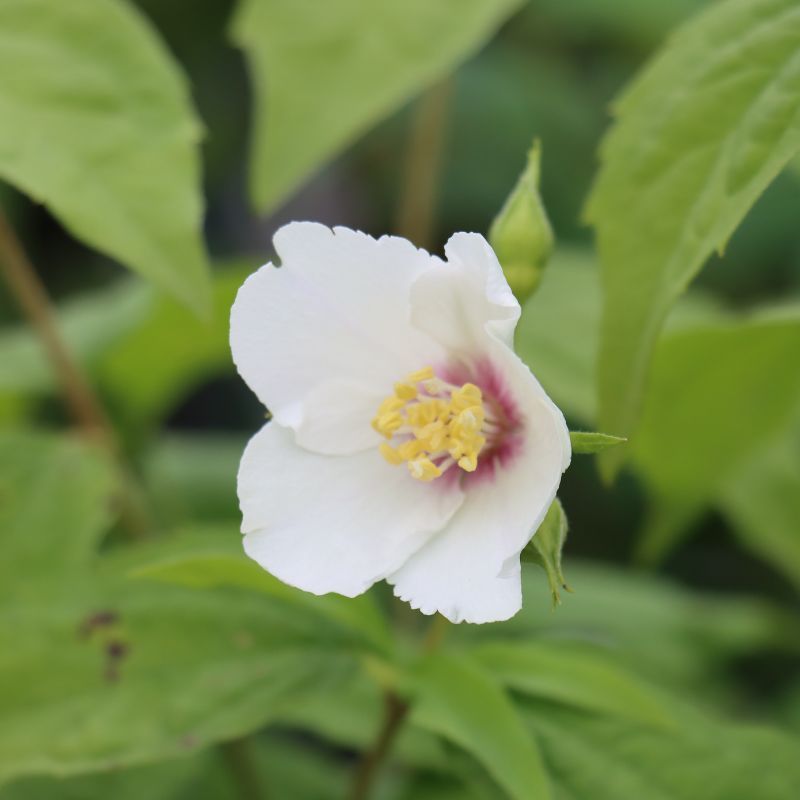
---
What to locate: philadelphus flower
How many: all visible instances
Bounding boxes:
[230,223,571,624]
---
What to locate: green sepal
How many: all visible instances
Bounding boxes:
[569,430,627,455]
[522,498,570,607]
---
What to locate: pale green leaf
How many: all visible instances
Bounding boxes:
[232,0,524,211]
[97,265,250,429]
[0,281,150,395]
[0,432,357,786]
[633,310,800,503]
[489,140,554,302]
[718,417,800,588]
[526,700,800,800]
[0,0,210,311]
[473,640,676,729]
[586,0,800,475]
[569,430,626,454]
[521,498,569,606]
[410,652,552,800]
[129,532,391,654]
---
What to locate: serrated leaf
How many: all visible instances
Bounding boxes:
[0,0,210,312]
[410,652,552,800]
[489,140,554,302]
[586,0,800,477]
[231,0,523,211]
[569,430,626,454]
[521,498,569,606]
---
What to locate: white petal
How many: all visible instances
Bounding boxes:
[388,339,570,623]
[230,223,445,443]
[409,232,520,354]
[238,423,463,598]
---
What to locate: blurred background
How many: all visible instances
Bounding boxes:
[1,0,800,796]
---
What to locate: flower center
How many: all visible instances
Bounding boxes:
[371,366,502,482]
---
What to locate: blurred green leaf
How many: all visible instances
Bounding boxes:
[514,248,724,425]
[472,640,675,728]
[130,530,391,653]
[232,0,524,211]
[521,498,569,607]
[0,281,149,395]
[0,431,359,786]
[0,0,210,312]
[98,265,251,430]
[478,563,798,694]
[719,417,800,588]
[586,0,800,476]
[489,140,554,302]
[0,431,114,595]
[569,430,626,454]
[410,652,552,800]
[632,308,800,560]
[526,700,800,800]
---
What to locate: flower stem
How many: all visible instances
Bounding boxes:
[349,613,450,800]
[394,78,453,249]
[0,208,149,538]
[350,689,409,800]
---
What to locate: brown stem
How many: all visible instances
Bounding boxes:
[394,78,453,249]
[350,614,450,800]
[0,208,148,538]
[350,690,409,800]
[0,210,111,439]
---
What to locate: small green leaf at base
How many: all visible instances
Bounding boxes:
[570,430,627,455]
[489,139,554,303]
[522,498,570,607]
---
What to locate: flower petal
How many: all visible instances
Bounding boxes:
[389,339,570,623]
[230,223,445,440]
[238,423,463,597]
[410,232,520,354]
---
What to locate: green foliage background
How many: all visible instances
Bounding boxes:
[0,0,799,797]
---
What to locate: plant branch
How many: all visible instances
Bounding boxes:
[394,78,453,249]
[0,209,112,438]
[0,207,149,538]
[350,689,409,800]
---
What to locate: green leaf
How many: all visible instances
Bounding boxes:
[232,0,524,211]
[569,430,626,454]
[0,281,150,395]
[129,531,391,654]
[586,0,800,476]
[489,140,554,302]
[410,652,552,800]
[633,308,800,506]
[521,498,569,607]
[472,640,676,729]
[525,700,800,800]
[97,265,250,430]
[0,432,358,786]
[0,0,210,312]
[719,417,800,588]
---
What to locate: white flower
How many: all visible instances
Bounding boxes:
[230,223,571,624]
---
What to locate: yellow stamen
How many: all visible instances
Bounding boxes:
[374,366,488,481]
